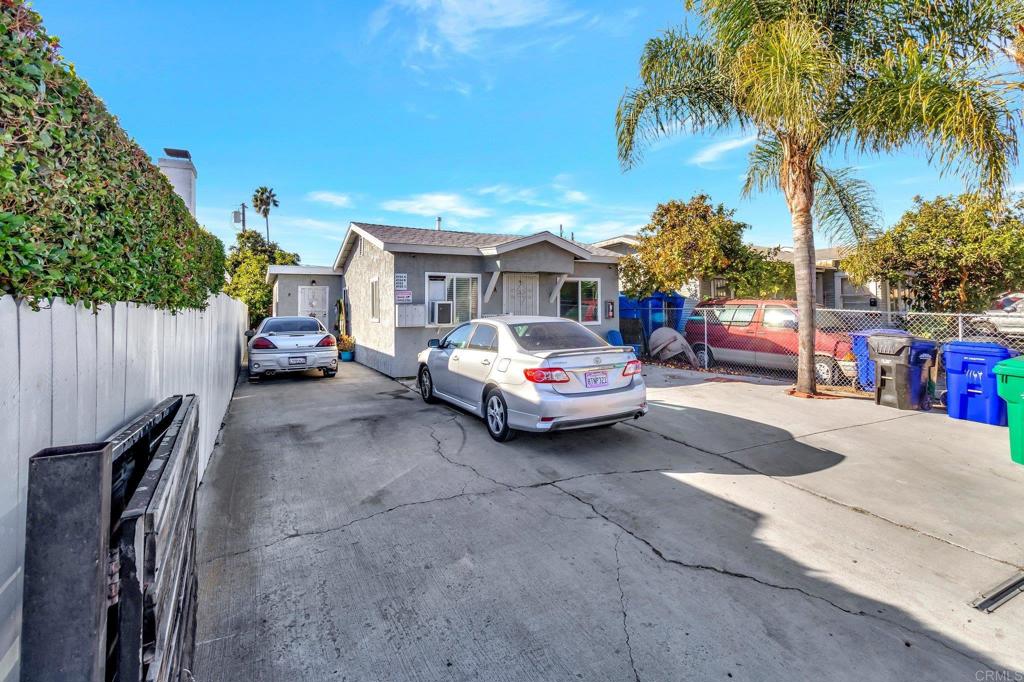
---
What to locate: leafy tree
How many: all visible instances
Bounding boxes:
[621,195,792,299]
[616,1,1019,393]
[223,230,299,325]
[843,194,1024,312]
[251,186,279,241]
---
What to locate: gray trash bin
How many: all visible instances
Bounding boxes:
[867,334,935,411]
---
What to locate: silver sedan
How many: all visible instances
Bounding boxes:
[246,316,338,381]
[416,316,647,442]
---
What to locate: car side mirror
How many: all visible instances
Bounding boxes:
[785,320,798,330]
[428,338,440,348]
[244,329,255,340]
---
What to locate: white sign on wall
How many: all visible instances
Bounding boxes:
[395,290,413,303]
[395,273,408,289]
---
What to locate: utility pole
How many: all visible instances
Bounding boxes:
[232,203,248,232]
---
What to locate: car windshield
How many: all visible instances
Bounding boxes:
[509,321,607,351]
[262,318,322,333]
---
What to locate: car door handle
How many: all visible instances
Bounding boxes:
[481,359,491,365]
[452,354,460,362]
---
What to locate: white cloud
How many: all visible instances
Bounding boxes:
[688,135,758,167]
[381,192,491,218]
[563,189,588,203]
[499,212,576,234]
[306,191,353,208]
[477,183,545,205]
[379,0,574,54]
[576,220,645,242]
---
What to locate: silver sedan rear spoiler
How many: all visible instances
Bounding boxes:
[531,346,636,359]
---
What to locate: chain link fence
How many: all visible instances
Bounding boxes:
[624,304,1024,392]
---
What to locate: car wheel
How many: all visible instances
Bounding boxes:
[419,366,438,404]
[814,356,840,386]
[484,389,517,442]
[692,343,715,369]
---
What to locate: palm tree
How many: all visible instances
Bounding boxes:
[251,186,279,242]
[616,0,1019,394]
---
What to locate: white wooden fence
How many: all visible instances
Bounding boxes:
[0,293,247,682]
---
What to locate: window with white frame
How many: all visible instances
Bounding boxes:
[559,278,600,325]
[370,278,380,321]
[426,273,480,325]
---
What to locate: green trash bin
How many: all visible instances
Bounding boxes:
[994,355,1024,465]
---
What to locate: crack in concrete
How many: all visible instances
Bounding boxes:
[549,482,994,671]
[427,414,510,490]
[614,534,642,682]
[625,421,1024,572]
[203,487,504,564]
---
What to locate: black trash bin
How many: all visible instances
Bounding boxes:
[867,334,936,411]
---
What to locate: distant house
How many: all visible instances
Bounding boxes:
[333,222,624,377]
[594,235,903,311]
[266,265,344,331]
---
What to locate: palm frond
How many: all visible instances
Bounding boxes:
[742,137,782,196]
[616,31,739,170]
[685,0,791,53]
[814,165,880,245]
[730,16,842,141]
[844,39,1018,195]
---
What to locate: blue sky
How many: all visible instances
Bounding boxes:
[39,0,1000,266]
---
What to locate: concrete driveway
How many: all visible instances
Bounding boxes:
[194,363,1024,681]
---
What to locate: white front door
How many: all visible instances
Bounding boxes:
[297,285,329,327]
[502,273,539,315]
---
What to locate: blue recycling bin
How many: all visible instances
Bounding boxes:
[850,328,909,390]
[638,295,666,339]
[942,341,1018,426]
[663,292,687,331]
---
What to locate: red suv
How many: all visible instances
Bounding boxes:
[684,299,855,384]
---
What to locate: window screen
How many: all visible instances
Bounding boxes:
[446,276,479,323]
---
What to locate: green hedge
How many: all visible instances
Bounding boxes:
[0,1,224,309]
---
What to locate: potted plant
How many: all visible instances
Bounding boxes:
[338,334,355,362]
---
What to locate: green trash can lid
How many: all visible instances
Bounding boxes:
[994,355,1024,378]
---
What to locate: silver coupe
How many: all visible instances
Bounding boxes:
[246,316,338,381]
[417,316,647,441]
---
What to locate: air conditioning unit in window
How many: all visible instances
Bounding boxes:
[432,300,454,326]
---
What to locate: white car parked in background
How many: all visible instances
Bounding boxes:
[246,316,338,381]
[417,316,647,442]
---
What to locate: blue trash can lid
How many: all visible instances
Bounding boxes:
[849,328,910,338]
[941,341,1016,357]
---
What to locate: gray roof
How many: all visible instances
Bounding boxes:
[352,222,521,248]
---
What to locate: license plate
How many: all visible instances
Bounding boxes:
[288,356,306,365]
[585,370,608,388]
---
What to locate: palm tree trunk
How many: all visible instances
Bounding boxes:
[265,216,270,242]
[781,142,818,394]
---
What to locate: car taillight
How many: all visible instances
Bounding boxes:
[317,335,336,347]
[623,359,642,376]
[251,337,277,349]
[524,367,570,383]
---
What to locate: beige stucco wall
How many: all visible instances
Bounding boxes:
[341,238,396,376]
[271,274,344,332]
